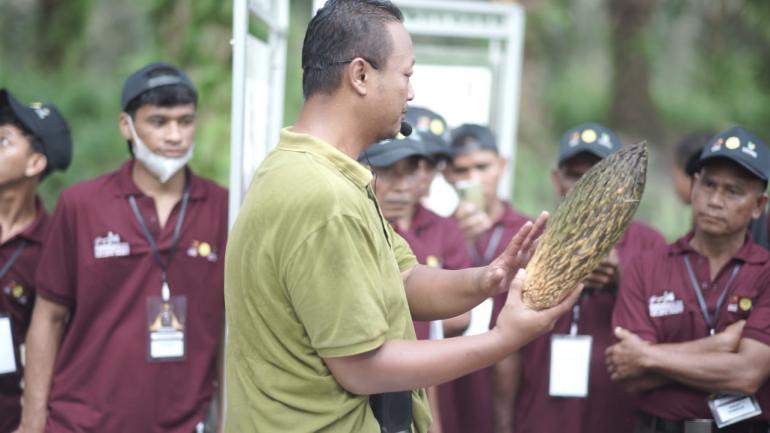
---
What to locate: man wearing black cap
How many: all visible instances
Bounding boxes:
[403,106,454,202]
[440,123,531,433]
[17,62,228,433]
[0,88,71,433]
[361,132,472,433]
[496,123,666,433]
[224,2,580,432]
[608,126,770,433]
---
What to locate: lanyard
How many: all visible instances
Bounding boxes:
[0,240,28,281]
[569,290,591,336]
[128,184,190,302]
[683,256,741,336]
[470,225,504,266]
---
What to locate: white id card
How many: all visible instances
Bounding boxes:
[147,296,187,362]
[549,334,592,397]
[462,297,493,336]
[708,393,762,428]
[0,315,18,375]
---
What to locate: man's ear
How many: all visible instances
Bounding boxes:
[25,152,48,178]
[118,113,132,140]
[753,192,769,220]
[347,58,370,97]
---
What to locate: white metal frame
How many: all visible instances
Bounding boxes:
[229,0,290,229]
[311,0,526,199]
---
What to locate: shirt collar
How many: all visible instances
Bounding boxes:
[277,128,373,189]
[115,160,206,200]
[671,230,769,265]
[14,196,48,245]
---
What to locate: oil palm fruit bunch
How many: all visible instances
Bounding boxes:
[522,142,648,309]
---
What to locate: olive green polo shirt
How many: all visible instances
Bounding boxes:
[224,128,430,433]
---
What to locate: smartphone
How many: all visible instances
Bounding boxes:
[455,180,486,211]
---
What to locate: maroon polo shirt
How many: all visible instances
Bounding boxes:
[513,221,666,433]
[0,198,47,433]
[396,204,472,339]
[445,202,529,433]
[395,204,472,433]
[35,161,227,433]
[613,231,770,421]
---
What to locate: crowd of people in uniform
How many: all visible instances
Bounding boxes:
[3,1,770,432]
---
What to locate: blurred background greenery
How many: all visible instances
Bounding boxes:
[2,0,770,240]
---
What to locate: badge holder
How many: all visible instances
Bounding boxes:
[147,283,187,362]
[549,305,592,398]
[0,314,17,375]
[708,393,762,428]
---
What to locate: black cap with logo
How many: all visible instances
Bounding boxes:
[360,132,429,168]
[121,62,198,111]
[404,106,452,161]
[693,126,770,183]
[450,124,498,156]
[0,88,73,174]
[558,122,622,165]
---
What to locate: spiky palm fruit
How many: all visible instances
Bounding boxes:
[522,142,648,309]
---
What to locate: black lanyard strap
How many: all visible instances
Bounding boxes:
[128,184,190,300]
[683,256,741,335]
[0,240,28,281]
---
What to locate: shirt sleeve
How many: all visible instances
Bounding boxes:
[389,224,417,272]
[612,254,658,343]
[742,267,770,346]
[35,192,77,307]
[284,214,396,358]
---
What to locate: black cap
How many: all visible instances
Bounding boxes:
[693,127,770,182]
[450,124,498,156]
[405,106,452,161]
[121,62,197,111]
[558,122,622,165]
[0,89,73,173]
[360,132,428,168]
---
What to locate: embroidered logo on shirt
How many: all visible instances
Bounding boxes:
[425,255,442,268]
[648,291,684,318]
[3,281,29,305]
[186,240,218,262]
[94,231,131,259]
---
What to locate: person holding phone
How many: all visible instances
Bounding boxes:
[443,124,530,433]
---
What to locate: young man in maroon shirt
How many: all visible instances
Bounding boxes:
[494,123,666,433]
[607,126,770,433]
[0,89,72,433]
[361,126,472,433]
[443,124,531,433]
[15,63,228,433]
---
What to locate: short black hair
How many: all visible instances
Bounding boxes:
[123,84,198,119]
[301,0,403,99]
[0,105,49,175]
[674,131,713,174]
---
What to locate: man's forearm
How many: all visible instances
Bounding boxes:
[492,352,522,433]
[619,373,669,392]
[404,265,487,321]
[19,302,68,432]
[641,338,769,394]
[326,328,518,396]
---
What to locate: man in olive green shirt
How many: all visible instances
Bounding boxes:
[224,1,579,432]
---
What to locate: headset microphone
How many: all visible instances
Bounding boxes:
[400,121,413,137]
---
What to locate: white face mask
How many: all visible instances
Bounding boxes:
[126,116,194,184]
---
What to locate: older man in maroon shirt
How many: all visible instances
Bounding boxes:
[361,121,472,433]
[442,124,530,433]
[608,126,770,433]
[15,63,228,433]
[493,123,666,433]
[0,89,71,433]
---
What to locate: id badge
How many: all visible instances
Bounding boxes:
[147,295,187,362]
[0,315,17,375]
[708,393,762,428]
[549,334,592,398]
